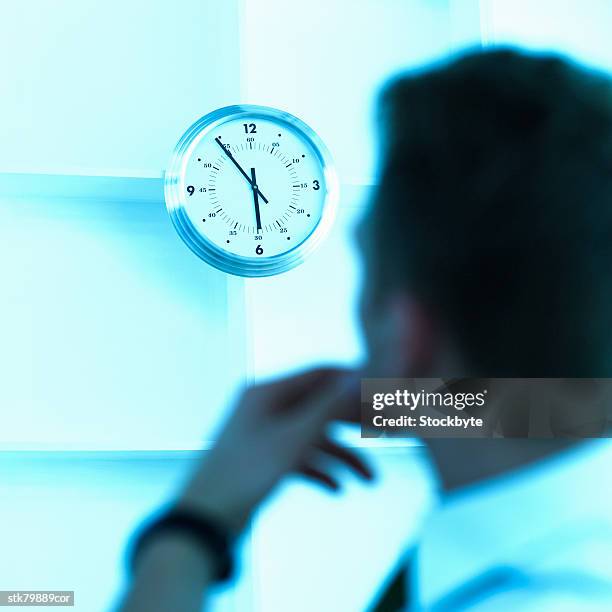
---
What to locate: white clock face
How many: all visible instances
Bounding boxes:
[165,105,338,277]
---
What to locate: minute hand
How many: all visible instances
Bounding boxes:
[215,137,269,204]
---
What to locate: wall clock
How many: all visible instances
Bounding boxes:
[165,105,339,277]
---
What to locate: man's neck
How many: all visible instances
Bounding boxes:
[424,438,580,492]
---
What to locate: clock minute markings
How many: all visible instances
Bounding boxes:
[214,136,269,204]
[207,155,225,204]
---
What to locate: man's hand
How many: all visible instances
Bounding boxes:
[178,368,371,532]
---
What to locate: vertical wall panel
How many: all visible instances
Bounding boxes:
[0,0,241,176]
[0,175,246,449]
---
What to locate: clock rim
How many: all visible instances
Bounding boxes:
[164,104,339,278]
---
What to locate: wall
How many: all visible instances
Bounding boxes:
[0,174,246,450]
[0,0,241,176]
[483,0,612,69]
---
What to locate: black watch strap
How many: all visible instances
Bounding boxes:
[129,507,235,583]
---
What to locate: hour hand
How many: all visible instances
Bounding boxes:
[215,137,269,204]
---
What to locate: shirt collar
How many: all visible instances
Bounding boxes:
[416,440,612,609]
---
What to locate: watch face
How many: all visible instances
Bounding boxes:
[164,105,339,277]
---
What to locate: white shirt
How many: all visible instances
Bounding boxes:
[414,440,612,610]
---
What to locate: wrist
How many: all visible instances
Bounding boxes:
[132,530,214,584]
[178,463,255,534]
[177,485,249,535]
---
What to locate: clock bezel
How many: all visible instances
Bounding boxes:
[164,104,339,277]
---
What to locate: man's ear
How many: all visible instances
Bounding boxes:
[384,293,438,377]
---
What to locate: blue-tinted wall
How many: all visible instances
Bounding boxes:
[2,1,612,610]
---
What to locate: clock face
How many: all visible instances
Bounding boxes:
[164,105,338,277]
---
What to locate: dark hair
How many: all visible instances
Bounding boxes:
[369,48,612,376]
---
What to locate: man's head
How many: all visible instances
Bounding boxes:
[359,48,612,378]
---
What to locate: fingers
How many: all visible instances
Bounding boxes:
[294,372,362,434]
[326,372,362,423]
[251,368,350,413]
[295,436,375,492]
[241,367,362,426]
[252,367,351,412]
[314,439,374,481]
[297,465,340,491]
